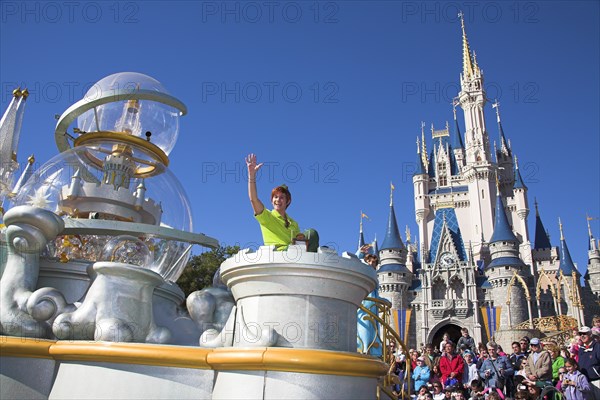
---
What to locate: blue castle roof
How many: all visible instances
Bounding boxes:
[452,117,464,150]
[490,194,518,243]
[378,263,409,274]
[487,256,525,269]
[429,208,467,263]
[558,236,580,277]
[513,162,527,189]
[534,206,552,249]
[381,204,404,250]
[496,121,512,158]
[409,279,422,291]
[414,151,426,176]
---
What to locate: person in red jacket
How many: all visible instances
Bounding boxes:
[439,341,465,388]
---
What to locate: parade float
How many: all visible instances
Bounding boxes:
[0,73,396,399]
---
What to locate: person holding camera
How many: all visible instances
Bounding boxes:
[561,358,592,400]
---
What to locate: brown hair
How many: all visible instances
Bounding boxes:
[271,185,292,208]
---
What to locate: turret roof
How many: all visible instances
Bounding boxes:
[513,156,527,190]
[490,193,518,243]
[533,201,552,249]
[557,221,580,277]
[381,202,405,251]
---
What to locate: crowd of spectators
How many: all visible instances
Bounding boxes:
[386,319,600,400]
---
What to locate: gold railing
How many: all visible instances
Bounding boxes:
[513,315,578,332]
[359,297,411,400]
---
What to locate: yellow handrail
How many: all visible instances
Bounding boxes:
[359,297,411,400]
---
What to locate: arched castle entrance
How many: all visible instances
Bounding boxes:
[429,323,462,350]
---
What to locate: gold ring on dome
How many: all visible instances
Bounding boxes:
[74,131,169,177]
[54,88,187,155]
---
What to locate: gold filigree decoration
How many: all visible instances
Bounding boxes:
[513,315,578,333]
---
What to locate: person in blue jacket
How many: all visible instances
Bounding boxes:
[412,356,431,393]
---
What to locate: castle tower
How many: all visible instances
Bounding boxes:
[377,185,412,312]
[512,156,532,264]
[452,105,466,170]
[414,133,431,262]
[457,14,496,248]
[586,217,600,299]
[556,220,585,325]
[486,187,531,329]
[580,216,600,323]
[492,101,514,193]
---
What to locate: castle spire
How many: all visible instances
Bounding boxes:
[492,100,511,158]
[358,211,367,250]
[557,219,579,277]
[459,11,475,80]
[587,215,599,252]
[533,199,552,249]
[452,103,464,150]
[513,155,526,189]
[381,187,404,251]
[421,121,428,169]
[489,188,518,243]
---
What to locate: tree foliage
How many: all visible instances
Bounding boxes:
[176,245,240,298]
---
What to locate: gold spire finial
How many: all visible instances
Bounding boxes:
[27,154,35,164]
[390,182,395,206]
[459,11,474,79]
[12,87,22,98]
[22,88,29,99]
[514,155,519,169]
[559,218,564,240]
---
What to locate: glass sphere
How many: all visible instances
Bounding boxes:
[11,145,193,232]
[101,235,153,267]
[76,72,182,156]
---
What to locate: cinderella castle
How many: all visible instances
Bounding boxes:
[363,16,600,349]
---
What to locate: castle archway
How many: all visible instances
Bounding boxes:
[430,323,462,350]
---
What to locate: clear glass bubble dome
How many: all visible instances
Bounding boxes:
[12,145,193,233]
[76,72,182,156]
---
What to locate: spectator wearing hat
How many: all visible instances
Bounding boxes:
[524,338,552,384]
[520,337,531,357]
[412,356,431,393]
[439,341,464,388]
[462,351,479,390]
[577,325,600,398]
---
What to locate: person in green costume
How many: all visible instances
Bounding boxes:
[246,153,318,251]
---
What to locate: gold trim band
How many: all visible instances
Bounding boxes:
[1,337,387,378]
[73,131,169,177]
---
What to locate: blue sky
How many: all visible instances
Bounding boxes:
[1,1,599,274]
